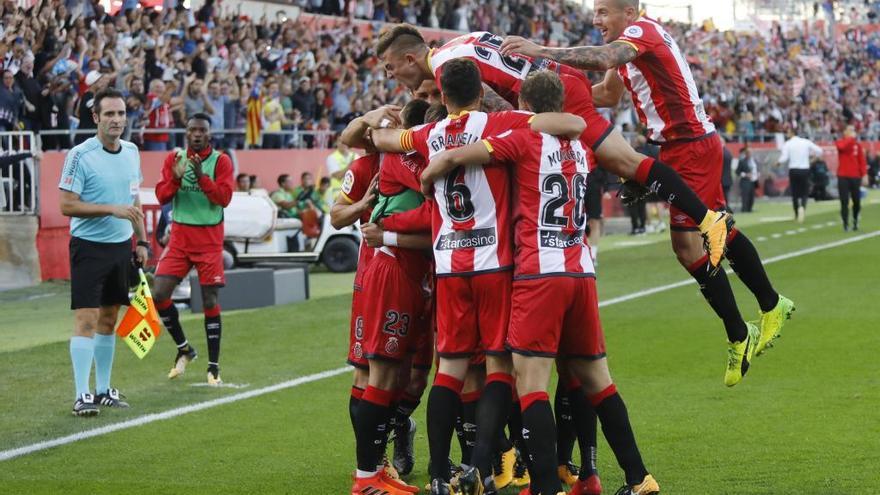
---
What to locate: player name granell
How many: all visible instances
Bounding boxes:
[436,227,497,250]
[539,229,584,249]
[429,132,480,153]
[547,148,584,167]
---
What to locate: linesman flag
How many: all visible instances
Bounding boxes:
[115,269,162,359]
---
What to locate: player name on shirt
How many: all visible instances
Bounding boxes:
[429,131,482,153]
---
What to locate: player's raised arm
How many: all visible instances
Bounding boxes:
[529,113,585,140]
[331,173,378,229]
[500,36,637,72]
[370,127,409,154]
[592,69,627,108]
[420,142,493,195]
[339,105,402,150]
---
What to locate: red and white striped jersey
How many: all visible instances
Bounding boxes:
[429,32,585,108]
[615,18,715,143]
[401,110,533,275]
[340,153,381,290]
[484,129,595,279]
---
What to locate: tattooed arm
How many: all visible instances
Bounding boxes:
[501,37,638,71]
[480,83,514,112]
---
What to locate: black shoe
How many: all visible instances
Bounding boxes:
[452,466,484,495]
[72,393,100,417]
[430,478,452,495]
[844,223,850,232]
[854,218,859,231]
[95,388,130,408]
[392,416,417,476]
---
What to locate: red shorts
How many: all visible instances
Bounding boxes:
[560,73,614,151]
[361,253,427,362]
[507,276,606,359]
[660,134,726,230]
[347,287,368,369]
[436,271,512,357]
[155,244,225,286]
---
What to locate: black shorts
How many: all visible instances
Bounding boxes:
[70,237,133,310]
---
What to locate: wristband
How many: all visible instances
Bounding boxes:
[382,231,398,247]
[137,240,150,248]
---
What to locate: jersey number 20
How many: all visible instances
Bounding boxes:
[542,173,587,229]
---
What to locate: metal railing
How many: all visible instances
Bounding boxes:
[37,128,338,151]
[0,131,38,215]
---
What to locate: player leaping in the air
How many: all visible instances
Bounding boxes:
[375,24,732,273]
[501,0,795,387]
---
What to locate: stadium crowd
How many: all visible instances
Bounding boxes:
[1,0,880,151]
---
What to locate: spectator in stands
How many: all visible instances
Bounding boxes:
[262,81,285,149]
[183,77,215,121]
[205,80,227,148]
[123,79,146,145]
[0,69,23,131]
[292,77,316,124]
[144,78,178,151]
[737,145,759,213]
[271,173,299,218]
[14,56,40,132]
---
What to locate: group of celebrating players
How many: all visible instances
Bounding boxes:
[332,2,796,494]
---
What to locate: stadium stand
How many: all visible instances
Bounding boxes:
[1,0,879,150]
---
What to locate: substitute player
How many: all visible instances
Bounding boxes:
[375,24,733,271]
[502,0,795,386]
[366,58,586,494]
[420,70,660,495]
[60,88,149,415]
[152,113,233,386]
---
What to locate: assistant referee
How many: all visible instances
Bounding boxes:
[59,88,150,416]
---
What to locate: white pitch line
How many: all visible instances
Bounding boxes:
[3,231,879,463]
[600,231,880,307]
[0,366,351,462]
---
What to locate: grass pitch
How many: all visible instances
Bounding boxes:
[1,196,878,494]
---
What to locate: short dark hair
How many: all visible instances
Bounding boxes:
[401,98,430,128]
[236,173,249,182]
[425,102,448,123]
[440,59,482,109]
[278,174,290,186]
[376,24,426,57]
[188,112,212,126]
[520,71,565,113]
[93,87,125,114]
[301,171,312,180]
[617,0,640,9]
[319,177,331,187]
